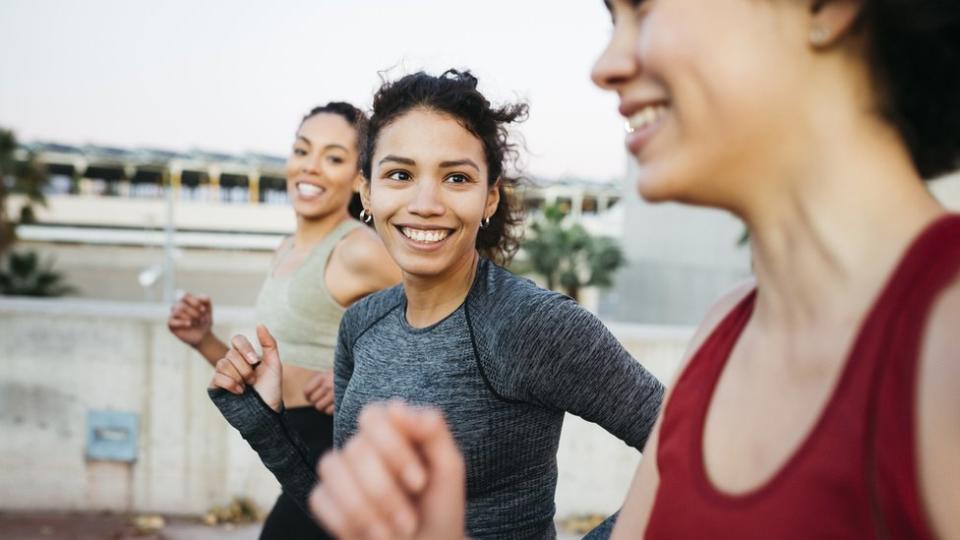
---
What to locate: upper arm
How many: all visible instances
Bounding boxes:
[610,279,756,538]
[335,228,402,297]
[918,279,960,540]
[503,295,664,448]
[612,412,663,539]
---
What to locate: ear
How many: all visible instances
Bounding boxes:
[351,173,363,194]
[359,179,372,210]
[484,178,502,221]
[808,0,865,47]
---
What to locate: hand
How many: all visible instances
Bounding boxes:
[208,325,284,412]
[167,292,213,347]
[310,401,466,540]
[303,370,335,415]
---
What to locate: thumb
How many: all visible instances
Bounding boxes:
[256,324,281,369]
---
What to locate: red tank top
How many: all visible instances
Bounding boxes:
[646,214,960,540]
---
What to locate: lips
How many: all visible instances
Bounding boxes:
[295,181,325,199]
[398,226,451,244]
[620,100,670,155]
[625,103,668,134]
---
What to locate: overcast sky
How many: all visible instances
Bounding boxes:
[0,0,630,181]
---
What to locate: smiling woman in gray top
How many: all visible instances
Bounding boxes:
[208,70,664,539]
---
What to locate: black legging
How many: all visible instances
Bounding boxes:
[260,407,334,540]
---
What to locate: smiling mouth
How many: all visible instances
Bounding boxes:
[397,226,451,244]
[296,182,325,197]
[624,103,669,134]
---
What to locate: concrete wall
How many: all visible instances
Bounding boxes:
[0,298,690,520]
[0,298,281,515]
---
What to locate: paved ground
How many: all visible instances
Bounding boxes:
[0,512,582,539]
[0,512,258,540]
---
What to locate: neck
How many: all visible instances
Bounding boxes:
[740,116,944,332]
[293,209,351,251]
[403,251,481,328]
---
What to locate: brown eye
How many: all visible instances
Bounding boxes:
[444,173,470,184]
[387,170,411,181]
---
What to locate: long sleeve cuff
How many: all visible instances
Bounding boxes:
[208,387,318,513]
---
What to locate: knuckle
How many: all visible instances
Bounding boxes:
[317,453,337,480]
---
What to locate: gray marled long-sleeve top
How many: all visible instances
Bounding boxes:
[210,257,664,539]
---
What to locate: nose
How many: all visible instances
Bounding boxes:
[407,179,446,218]
[301,152,322,176]
[591,16,639,91]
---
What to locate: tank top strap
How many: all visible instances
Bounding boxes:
[869,213,960,540]
[301,218,364,270]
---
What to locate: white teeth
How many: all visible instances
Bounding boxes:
[297,183,323,196]
[401,227,450,244]
[625,104,668,133]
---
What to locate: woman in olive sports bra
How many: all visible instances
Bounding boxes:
[167,102,400,539]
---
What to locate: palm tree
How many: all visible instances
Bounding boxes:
[0,128,74,297]
[520,202,625,302]
[0,251,75,297]
[0,127,48,256]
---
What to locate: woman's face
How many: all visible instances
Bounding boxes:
[363,108,499,279]
[592,0,816,207]
[286,113,361,220]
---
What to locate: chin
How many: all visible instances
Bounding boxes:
[292,201,334,220]
[393,256,446,278]
[634,168,681,203]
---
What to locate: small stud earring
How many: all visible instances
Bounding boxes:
[809,26,829,45]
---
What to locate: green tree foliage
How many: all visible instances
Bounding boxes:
[520,202,625,301]
[0,251,75,297]
[0,127,74,297]
[0,127,48,256]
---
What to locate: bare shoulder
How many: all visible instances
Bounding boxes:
[922,276,960,390]
[335,227,401,283]
[918,276,960,539]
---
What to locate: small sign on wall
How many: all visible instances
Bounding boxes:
[85,410,138,462]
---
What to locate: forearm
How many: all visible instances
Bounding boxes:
[195,332,229,367]
[208,387,319,511]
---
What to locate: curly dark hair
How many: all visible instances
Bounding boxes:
[359,69,528,265]
[858,0,960,179]
[300,101,370,222]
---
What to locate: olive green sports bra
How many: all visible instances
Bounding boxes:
[254,219,362,371]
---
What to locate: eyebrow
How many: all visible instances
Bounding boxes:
[296,136,349,152]
[439,159,480,172]
[378,155,416,166]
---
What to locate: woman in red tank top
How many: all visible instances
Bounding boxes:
[588,0,960,538]
[248,1,960,539]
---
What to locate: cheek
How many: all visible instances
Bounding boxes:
[368,186,404,218]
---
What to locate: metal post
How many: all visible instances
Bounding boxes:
[162,167,178,304]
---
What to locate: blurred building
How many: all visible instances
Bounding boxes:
[7,142,621,306]
[602,158,960,325]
